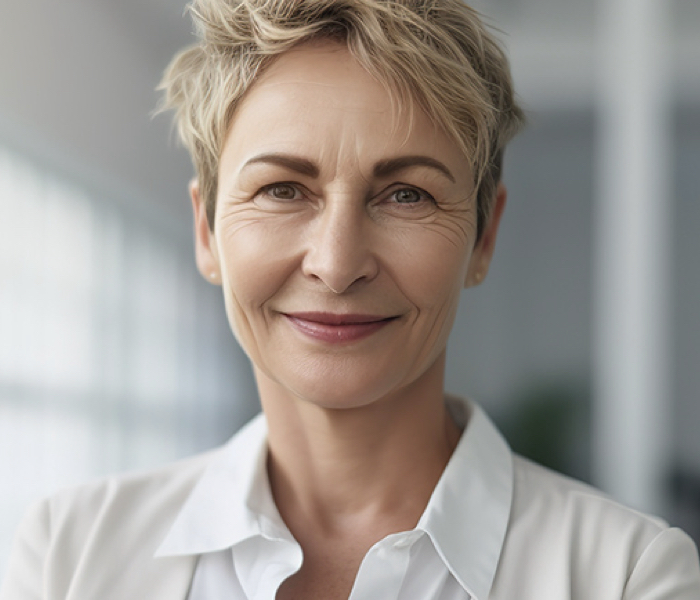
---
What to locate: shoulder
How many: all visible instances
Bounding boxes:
[1,413,269,599]
[11,445,221,565]
[0,449,220,600]
[511,453,666,532]
[46,448,218,527]
[493,455,700,599]
[42,448,218,536]
[508,455,668,570]
[39,409,269,540]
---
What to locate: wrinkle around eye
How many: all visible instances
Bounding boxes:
[421,214,475,250]
[401,196,475,249]
[217,202,267,236]
[375,186,472,227]
[217,191,314,240]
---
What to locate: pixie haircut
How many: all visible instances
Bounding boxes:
[160,0,525,238]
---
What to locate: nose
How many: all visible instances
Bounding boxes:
[301,197,379,294]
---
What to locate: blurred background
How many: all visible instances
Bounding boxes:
[0,0,698,577]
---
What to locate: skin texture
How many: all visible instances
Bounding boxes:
[191,41,506,599]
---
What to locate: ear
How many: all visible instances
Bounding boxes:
[464,182,507,288]
[190,179,221,285]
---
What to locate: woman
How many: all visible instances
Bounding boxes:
[2,0,699,598]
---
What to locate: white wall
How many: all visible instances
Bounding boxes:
[0,0,193,227]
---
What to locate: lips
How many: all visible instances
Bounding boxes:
[284,312,396,343]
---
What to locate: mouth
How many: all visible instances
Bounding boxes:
[283,312,397,344]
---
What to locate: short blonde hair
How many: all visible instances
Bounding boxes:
[160,0,525,237]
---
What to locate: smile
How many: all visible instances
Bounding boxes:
[283,312,397,344]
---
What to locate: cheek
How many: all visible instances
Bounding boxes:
[388,226,471,311]
[217,211,300,298]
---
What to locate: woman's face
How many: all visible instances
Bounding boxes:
[193,42,504,409]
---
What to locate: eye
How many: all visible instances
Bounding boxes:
[261,183,302,201]
[373,185,438,220]
[384,186,436,209]
[392,188,424,204]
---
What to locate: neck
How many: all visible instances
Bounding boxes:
[257,353,461,537]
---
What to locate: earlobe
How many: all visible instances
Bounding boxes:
[464,182,507,288]
[190,179,221,284]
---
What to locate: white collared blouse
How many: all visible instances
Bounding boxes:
[2,398,699,599]
[155,398,700,600]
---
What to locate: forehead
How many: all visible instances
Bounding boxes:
[220,42,467,179]
[244,41,404,119]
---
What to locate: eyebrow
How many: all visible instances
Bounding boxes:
[242,153,319,178]
[373,155,456,183]
[240,152,455,183]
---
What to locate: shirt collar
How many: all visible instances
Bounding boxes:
[155,413,292,557]
[156,397,514,600]
[418,396,514,600]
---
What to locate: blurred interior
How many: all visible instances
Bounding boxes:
[1,0,699,575]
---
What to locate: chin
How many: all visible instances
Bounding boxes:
[295,376,399,411]
[258,359,409,412]
[295,388,389,412]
